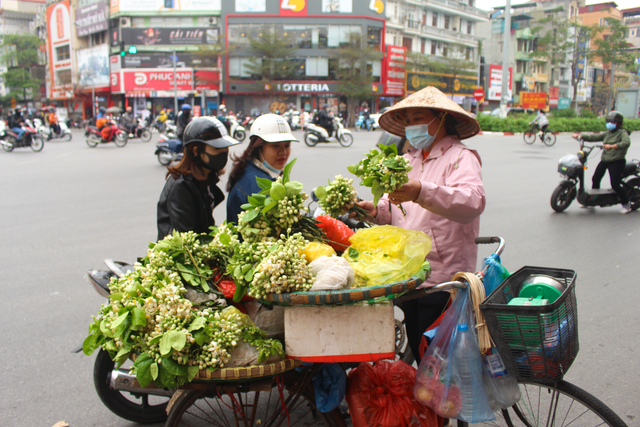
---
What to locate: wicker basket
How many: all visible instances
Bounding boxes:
[192,358,303,382]
[479,266,578,385]
[259,276,423,306]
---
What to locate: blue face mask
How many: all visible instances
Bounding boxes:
[262,160,282,175]
[605,122,617,131]
[404,113,446,150]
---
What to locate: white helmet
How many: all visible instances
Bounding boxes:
[249,113,298,143]
[219,104,226,111]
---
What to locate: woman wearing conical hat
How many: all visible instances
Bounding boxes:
[358,86,486,361]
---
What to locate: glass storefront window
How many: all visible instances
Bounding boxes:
[367,27,381,50]
[229,24,368,49]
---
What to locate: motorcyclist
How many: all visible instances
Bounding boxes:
[156,109,168,132]
[176,104,192,141]
[157,116,240,240]
[317,104,334,137]
[573,110,632,214]
[48,109,60,137]
[97,106,106,119]
[529,109,549,138]
[217,104,230,133]
[8,108,25,141]
[121,107,136,136]
[363,106,371,130]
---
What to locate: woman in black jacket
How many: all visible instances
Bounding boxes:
[157,116,240,240]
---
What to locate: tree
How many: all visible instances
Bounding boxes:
[333,32,383,127]
[0,34,44,103]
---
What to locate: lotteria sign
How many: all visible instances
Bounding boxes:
[276,83,330,92]
[227,81,384,94]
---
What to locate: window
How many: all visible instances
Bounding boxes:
[402,37,413,51]
[432,12,438,27]
[55,69,71,85]
[421,39,426,54]
[305,58,329,77]
[55,45,70,61]
[631,28,637,37]
[444,15,450,30]
[442,43,448,57]
[90,31,106,45]
[467,21,472,34]
[229,57,259,78]
[466,47,473,60]
[431,42,436,55]
[468,0,473,5]
[367,27,381,50]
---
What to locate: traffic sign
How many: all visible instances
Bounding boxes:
[473,88,485,101]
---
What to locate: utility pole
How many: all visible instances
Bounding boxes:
[500,0,512,117]
[173,50,178,114]
[90,34,95,117]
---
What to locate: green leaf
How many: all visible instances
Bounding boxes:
[234,265,242,279]
[109,292,124,301]
[169,330,187,351]
[248,196,263,207]
[244,268,254,282]
[133,354,154,388]
[348,247,359,259]
[188,317,206,331]
[131,307,147,330]
[111,311,129,331]
[162,357,187,376]
[100,319,113,338]
[270,182,286,201]
[82,333,100,356]
[252,194,267,204]
[233,284,247,302]
[187,365,200,382]
[243,209,260,223]
[194,330,207,346]
[282,158,297,184]
[150,362,159,381]
[158,364,177,389]
[416,260,431,281]
[219,232,231,245]
[114,346,131,367]
[262,199,277,213]
[314,186,327,200]
[284,181,303,197]
[347,165,357,174]
[372,182,384,206]
[240,203,254,210]
[256,177,273,190]
[159,333,172,355]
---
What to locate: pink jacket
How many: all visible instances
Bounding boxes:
[374,135,486,287]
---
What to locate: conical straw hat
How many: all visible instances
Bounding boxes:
[379,86,481,140]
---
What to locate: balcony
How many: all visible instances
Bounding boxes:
[426,0,489,22]
[534,72,548,82]
[405,20,422,35]
[515,51,533,61]
[515,28,535,40]
[419,24,481,46]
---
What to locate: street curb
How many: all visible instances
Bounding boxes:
[478,131,572,136]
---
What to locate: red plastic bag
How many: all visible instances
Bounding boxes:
[345,360,442,427]
[213,271,252,302]
[315,215,354,252]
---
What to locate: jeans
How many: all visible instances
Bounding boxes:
[12,127,25,140]
[592,158,628,205]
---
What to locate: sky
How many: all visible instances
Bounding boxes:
[474,0,639,11]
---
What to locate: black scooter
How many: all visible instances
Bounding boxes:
[551,137,640,212]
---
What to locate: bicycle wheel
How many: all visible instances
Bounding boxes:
[165,370,346,427]
[543,131,557,146]
[457,380,627,427]
[523,130,536,145]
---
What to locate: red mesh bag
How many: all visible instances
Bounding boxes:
[345,360,443,427]
[101,126,111,141]
[315,215,354,252]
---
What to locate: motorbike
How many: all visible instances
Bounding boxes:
[155,134,183,166]
[81,260,172,424]
[550,136,640,212]
[121,118,152,142]
[228,116,246,142]
[162,120,178,140]
[0,120,44,152]
[304,117,353,147]
[34,118,73,142]
[85,119,128,148]
[354,115,377,132]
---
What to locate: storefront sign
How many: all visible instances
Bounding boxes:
[549,86,559,107]
[122,52,216,69]
[194,70,220,90]
[521,92,547,109]
[228,81,382,94]
[522,75,535,91]
[322,0,352,13]
[77,44,110,88]
[46,0,73,100]
[384,45,405,97]
[406,71,477,97]
[120,27,219,46]
[488,65,512,101]
[558,98,571,110]
[75,0,107,37]
[110,0,220,13]
[122,69,194,92]
[111,72,122,93]
[280,0,307,15]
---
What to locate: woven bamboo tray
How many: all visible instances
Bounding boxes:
[192,358,303,382]
[258,276,424,306]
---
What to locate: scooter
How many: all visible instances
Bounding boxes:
[228,116,246,142]
[550,136,640,212]
[34,118,73,142]
[155,134,183,166]
[121,117,152,142]
[1,120,44,152]
[85,119,128,148]
[354,115,376,132]
[304,117,353,147]
[79,260,172,424]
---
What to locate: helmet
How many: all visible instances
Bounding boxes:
[99,106,106,112]
[181,104,192,110]
[183,117,240,148]
[219,104,226,112]
[606,110,623,126]
[249,113,297,143]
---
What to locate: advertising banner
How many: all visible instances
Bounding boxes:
[488,65,512,101]
[322,0,353,13]
[549,86,559,107]
[123,69,194,92]
[46,0,74,100]
[120,28,219,46]
[110,0,220,13]
[406,71,477,97]
[522,75,535,91]
[76,44,110,88]
[111,71,122,94]
[558,98,571,110]
[384,45,406,97]
[280,0,308,15]
[122,52,217,69]
[521,92,547,109]
[227,81,383,94]
[235,0,266,12]
[75,0,107,37]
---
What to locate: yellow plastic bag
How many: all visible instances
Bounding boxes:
[342,225,432,287]
[300,241,337,263]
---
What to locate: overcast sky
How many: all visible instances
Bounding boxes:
[475,0,638,11]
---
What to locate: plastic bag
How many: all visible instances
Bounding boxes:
[482,254,510,296]
[558,154,581,169]
[309,256,355,290]
[315,215,355,252]
[346,360,440,427]
[312,364,347,413]
[226,340,281,367]
[414,289,494,422]
[242,301,285,339]
[343,225,431,287]
[301,241,337,263]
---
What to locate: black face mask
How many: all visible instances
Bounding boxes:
[194,147,228,172]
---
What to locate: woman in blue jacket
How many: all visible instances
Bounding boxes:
[226,114,297,224]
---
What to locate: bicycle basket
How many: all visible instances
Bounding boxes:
[479,266,578,385]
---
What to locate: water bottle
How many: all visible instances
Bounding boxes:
[483,346,521,409]
[453,324,488,421]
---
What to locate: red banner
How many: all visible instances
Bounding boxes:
[521,92,547,110]
[549,86,559,107]
[384,45,406,97]
[194,70,220,90]
[122,69,193,92]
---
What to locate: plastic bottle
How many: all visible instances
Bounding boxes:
[453,324,492,421]
[482,346,521,409]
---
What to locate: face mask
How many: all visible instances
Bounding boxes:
[262,160,283,175]
[605,122,617,131]
[405,113,446,150]
[194,148,228,171]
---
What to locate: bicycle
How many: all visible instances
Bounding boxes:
[524,125,557,146]
[160,237,628,427]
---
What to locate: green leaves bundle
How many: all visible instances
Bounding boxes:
[315,175,374,224]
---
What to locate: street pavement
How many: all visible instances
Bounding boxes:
[0,127,638,426]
